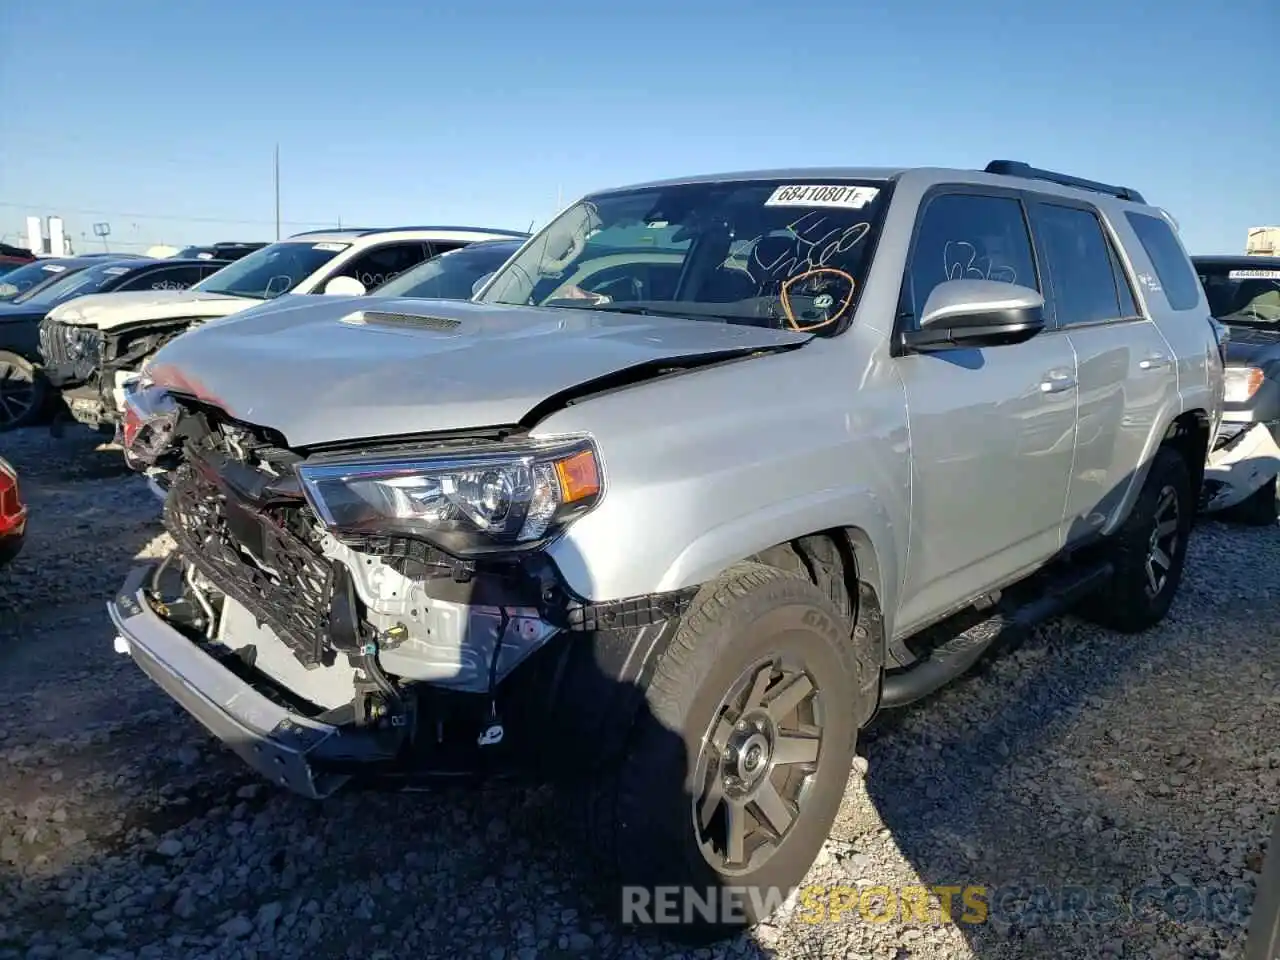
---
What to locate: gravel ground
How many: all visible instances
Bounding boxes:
[0,424,1275,960]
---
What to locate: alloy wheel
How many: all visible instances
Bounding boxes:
[0,360,36,430]
[1145,484,1180,598]
[692,654,824,876]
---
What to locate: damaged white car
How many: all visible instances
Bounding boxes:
[1196,255,1280,524]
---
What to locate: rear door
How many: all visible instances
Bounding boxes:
[1026,197,1179,545]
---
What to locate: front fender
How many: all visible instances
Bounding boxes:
[652,487,900,628]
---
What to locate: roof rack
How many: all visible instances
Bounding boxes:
[984,160,1145,204]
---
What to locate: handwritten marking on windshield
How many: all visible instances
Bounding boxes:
[752,220,871,281]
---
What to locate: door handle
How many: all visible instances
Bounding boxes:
[1139,353,1171,370]
[1039,371,1077,393]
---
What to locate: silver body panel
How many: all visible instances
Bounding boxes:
[138,164,1223,666]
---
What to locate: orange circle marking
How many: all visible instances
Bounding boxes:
[779,267,857,332]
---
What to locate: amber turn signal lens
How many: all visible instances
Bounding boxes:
[555,449,601,503]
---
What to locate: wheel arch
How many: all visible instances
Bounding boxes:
[1102,408,1211,536]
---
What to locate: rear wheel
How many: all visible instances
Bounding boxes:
[579,562,871,941]
[1081,446,1193,633]
[0,351,45,432]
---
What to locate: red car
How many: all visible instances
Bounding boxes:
[0,456,26,567]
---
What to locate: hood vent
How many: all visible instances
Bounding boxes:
[344,310,462,332]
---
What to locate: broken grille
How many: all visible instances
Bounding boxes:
[164,465,337,666]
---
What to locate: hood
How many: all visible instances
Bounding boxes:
[147,297,809,447]
[47,290,263,330]
[1224,324,1280,367]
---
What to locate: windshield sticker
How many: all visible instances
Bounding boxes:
[42,264,67,273]
[197,252,214,259]
[1229,269,1280,280]
[103,267,130,276]
[312,242,350,252]
[764,185,880,210]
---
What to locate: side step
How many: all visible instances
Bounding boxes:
[878,561,1113,709]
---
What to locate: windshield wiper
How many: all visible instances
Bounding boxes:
[571,301,760,325]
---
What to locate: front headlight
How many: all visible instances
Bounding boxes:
[1224,366,1265,404]
[296,435,604,557]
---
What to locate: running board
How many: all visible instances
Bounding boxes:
[879,561,1114,709]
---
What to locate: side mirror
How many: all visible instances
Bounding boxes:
[470,272,495,298]
[323,275,366,297]
[901,279,1045,352]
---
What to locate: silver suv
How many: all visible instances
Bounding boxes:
[112,161,1223,939]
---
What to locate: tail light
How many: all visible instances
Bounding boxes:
[0,461,26,537]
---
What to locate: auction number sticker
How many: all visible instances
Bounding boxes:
[312,242,350,252]
[103,267,130,276]
[764,184,880,209]
[1229,269,1280,280]
[42,263,67,273]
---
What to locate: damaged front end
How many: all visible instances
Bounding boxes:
[110,388,693,797]
[42,317,193,433]
[1202,419,1280,512]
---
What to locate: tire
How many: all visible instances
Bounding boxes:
[1081,446,1194,634]
[577,562,869,942]
[0,351,46,432]
[1220,475,1278,527]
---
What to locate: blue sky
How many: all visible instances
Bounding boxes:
[1,0,1274,255]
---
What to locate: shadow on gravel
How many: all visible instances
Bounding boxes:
[860,514,1279,960]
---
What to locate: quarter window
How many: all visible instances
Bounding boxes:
[332,243,431,289]
[905,193,1037,324]
[1125,212,1202,311]
[1032,203,1131,327]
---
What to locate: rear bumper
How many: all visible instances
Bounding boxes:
[108,563,353,799]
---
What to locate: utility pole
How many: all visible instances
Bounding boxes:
[273,144,281,241]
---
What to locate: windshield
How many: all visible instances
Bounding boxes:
[191,240,349,300]
[0,261,85,301]
[477,178,890,335]
[13,260,134,308]
[1197,264,1280,326]
[371,241,523,300]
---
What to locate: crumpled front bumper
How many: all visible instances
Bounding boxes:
[108,563,353,799]
[1203,421,1280,512]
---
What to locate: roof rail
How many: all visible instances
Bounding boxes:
[984,160,1146,204]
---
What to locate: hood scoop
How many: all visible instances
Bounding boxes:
[342,309,463,333]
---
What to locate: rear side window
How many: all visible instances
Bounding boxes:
[1125,212,1202,311]
[1031,203,1136,327]
[904,193,1038,323]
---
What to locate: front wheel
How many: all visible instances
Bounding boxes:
[1081,446,1194,633]
[0,351,45,432]
[582,562,872,941]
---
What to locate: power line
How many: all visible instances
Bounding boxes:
[0,200,335,228]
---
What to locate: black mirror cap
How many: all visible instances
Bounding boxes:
[900,305,1046,352]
